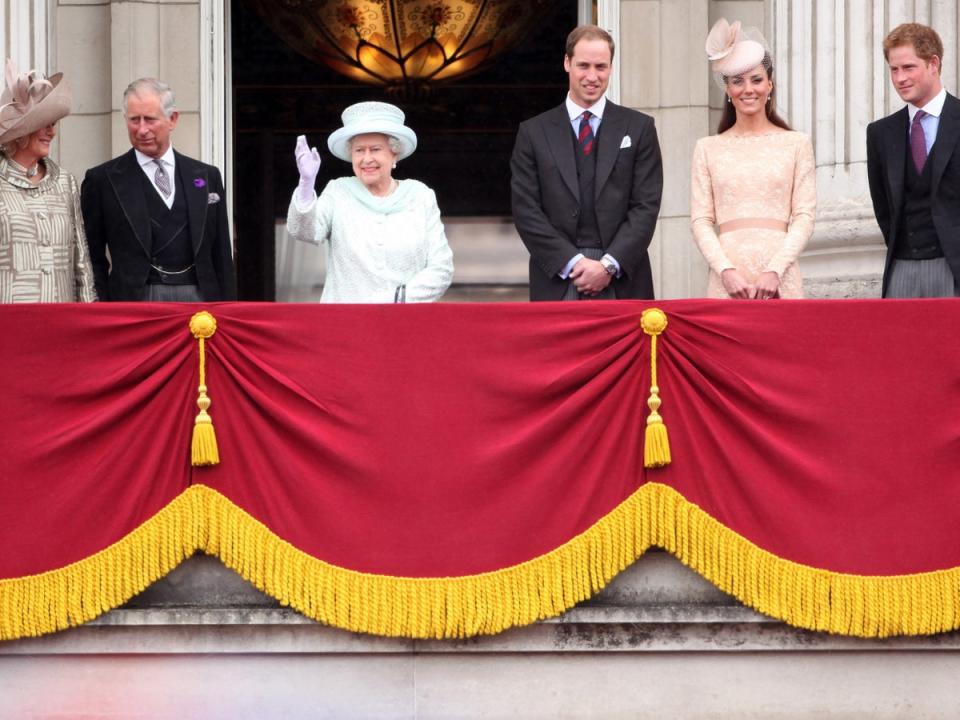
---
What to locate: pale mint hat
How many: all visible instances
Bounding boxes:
[327,101,418,162]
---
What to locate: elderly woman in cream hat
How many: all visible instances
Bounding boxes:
[689,19,815,300]
[286,101,453,303]
[0,60,95,302]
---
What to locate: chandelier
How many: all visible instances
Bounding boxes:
[245,0,553,91]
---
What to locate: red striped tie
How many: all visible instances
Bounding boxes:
[578,111,594,156]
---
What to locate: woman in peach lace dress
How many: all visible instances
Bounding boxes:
[691,19,816,299]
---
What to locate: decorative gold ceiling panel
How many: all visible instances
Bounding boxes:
[245,0,552,89]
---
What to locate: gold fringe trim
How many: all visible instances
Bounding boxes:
[2,483,959,641]
[0,488,202,641]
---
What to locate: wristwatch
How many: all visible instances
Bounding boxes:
[600,256,617,276]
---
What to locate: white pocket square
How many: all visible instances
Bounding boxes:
[619,135,632,150]
[207,193,221,204]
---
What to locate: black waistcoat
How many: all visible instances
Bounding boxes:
[572,125,603,249]
[895,140,944,260]
[138,167,194,271]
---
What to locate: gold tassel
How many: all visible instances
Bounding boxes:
[189,311,220,466]
[640,308,671,468]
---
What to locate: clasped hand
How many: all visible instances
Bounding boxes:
[721,268,780,300]
[570,258,612,295]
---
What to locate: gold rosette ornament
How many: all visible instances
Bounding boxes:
[189,311,219,466]
[640,308,671,468]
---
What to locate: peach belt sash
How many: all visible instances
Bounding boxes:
[718,218,789,234]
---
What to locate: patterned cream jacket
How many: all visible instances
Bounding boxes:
[0,155,96,302]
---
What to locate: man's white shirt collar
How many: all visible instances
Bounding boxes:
[909,88,947,121]
[136,146,176,171]
[566,94,606,122]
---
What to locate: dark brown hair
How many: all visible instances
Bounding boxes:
[717,55,792,134]
[883,23,944,75]
[565,25,615,62]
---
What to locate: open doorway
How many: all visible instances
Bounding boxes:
[230,0,580,300]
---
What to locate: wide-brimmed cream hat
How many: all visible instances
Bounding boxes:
[327,101,417,162]
[0,59,72,146]
[705,19,768,85]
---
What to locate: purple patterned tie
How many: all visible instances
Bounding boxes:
[911,109,928,173]
[578,111,594,156]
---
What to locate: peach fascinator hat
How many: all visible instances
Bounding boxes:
[705,18,769,86]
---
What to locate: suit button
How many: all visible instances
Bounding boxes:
[42,267,51,275]
[572,209,580,217]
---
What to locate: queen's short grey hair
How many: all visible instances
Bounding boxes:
[122,78,177,118]
[349,133,402,156]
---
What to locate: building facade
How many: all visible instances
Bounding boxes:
[9,0,947,299]
[3,3,960,716]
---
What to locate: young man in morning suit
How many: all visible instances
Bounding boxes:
[867,23,960,298]
[511,25,663,301]
[81,78,236,301]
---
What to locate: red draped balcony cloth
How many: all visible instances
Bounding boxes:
[1,300,958,641]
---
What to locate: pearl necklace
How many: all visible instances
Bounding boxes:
[8,157,40,178]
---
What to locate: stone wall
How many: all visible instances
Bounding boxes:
[51,0,204,180]
[2,554,959,718]
[39,0,945,298]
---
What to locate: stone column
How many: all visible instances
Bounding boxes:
[1,0,48,75]
[2,1,54,159]
[617,0,712,299]
[52,0,112,176]
[767,0,885,296]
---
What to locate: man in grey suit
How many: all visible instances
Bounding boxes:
[867,23,960,297]
[511,25,663,301]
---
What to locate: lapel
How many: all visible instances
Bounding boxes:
[594,101,627,197]
[543,104,579,202]
[107,150,151,258]
[176,152,210,256]
[931,93,960,196]
[884,107,908,217]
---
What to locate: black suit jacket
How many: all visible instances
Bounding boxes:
[510,101,663,300]
[866,92,960,296]
[81,149,237,301]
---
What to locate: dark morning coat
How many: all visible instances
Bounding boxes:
[866,92,960,296]
[510,100,663,300]
[81,149,236,301]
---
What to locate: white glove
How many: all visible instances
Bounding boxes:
[295,135,321,204]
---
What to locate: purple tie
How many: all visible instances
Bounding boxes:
[578,111,594,156]
[911,110,928,173]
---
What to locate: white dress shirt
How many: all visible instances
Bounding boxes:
[135,146,177,209]
[566,93,606,138]
[908,87,946,154]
